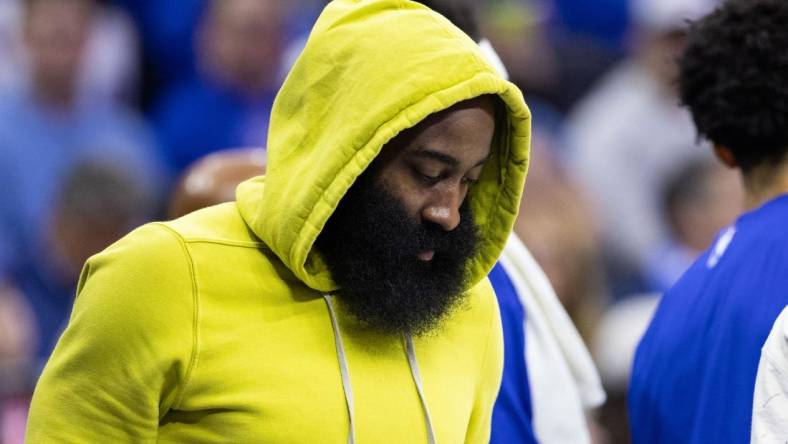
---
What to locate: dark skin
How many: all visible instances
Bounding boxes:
[369,95,496,260]
[316,96,497,334]
[715,143,788,211]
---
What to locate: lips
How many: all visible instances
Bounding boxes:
[417,250,435,261]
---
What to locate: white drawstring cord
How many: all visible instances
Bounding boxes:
[323,294,437,444]
[405,335,438,444]
[324,294,356,444]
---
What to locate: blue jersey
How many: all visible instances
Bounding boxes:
[629,195,788,443]
[489,262,539,444]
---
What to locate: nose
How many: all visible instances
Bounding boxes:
[422,186,463,231]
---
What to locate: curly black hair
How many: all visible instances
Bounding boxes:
[678,0,788,172]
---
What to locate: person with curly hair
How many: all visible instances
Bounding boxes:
[628,0,788,442]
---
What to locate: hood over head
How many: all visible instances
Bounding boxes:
[237,0,531,293]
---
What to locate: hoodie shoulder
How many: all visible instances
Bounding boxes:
[164,202,265,247]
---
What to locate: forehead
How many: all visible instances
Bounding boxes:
[397,97,496,154]
[417,106,493,139]
[211,0,282,24]
[27,0,94,22]
[367,95,498,179]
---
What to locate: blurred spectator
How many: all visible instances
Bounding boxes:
[545,0,630,114]
[549,0,629,50]
[480,2,561,112]
[153,0,286,173]
[77,3,140,103]
[0,282,35,394]
[0,0,165,274]
[590,159,740,444]
[8,161,154,372]
[643,158,742,291]
[168,147,266,218]
[516,137,609,342]
[0,0,141,103]
[113,0,206,107]
[514,134,612,443]
[481,0,626,115]
[565,0,716,297]
[0,0,24,91]
[592,293,660,444]
[0,283,34,444]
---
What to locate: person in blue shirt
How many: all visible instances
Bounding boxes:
[152,0,285,173]
[628,1,788,442]
[0,0,165,276]
[8,161,154,374]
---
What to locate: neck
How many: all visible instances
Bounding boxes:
[742,158,788,210]
[32,74,77,110]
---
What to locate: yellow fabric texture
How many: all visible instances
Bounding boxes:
[26,1,531,442]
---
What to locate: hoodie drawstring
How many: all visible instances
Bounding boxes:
[405,334,437,444]
[324,294,357,444]
[323,294,437,444]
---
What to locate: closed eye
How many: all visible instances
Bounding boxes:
[417,170,443,185]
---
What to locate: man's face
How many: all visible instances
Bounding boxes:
[316,96,496,336]
[24,0,93,95]
[200,0,283,92]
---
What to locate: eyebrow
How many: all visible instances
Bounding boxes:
[412,149,490,168]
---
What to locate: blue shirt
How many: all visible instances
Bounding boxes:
[489,262,539,444]
[113,0,206,94]
[153,78,276,173]
[10,255,74,372]
[0,88,165,274]
[629,195,788,443]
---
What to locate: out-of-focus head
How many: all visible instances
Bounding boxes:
[630,0,715,91]
[22,0,96,103]
[198,0,285,94]
[678,0,788,174]
[663,159,742,252]
[513,138,606,339]
[631,0,716,35]
[411,0,510,78]
[169,148,267,218]
[479,1,555,93]
[412,0,480,41]
[48,161,154,281]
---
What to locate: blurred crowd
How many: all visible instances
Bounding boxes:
[0,0,743,442]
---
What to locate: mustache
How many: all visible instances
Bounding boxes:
[372,218,468,257]
[314,175,479,336]
[363,201,476,261]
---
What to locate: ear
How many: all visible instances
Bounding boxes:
[713,144,737,168]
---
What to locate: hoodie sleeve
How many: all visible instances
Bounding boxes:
[465,282,505,443]
[25,223,197,443]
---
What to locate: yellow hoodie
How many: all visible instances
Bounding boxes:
[26,1,531,442]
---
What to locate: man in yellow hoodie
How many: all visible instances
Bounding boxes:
[25,1,531,442]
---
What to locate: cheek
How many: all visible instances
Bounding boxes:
[377,174,425,221]
[399,195,424,221]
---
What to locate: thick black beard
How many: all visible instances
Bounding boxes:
[315,174,479,336]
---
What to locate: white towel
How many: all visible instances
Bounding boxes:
[751,305,788,444]
[498,234,606,444]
